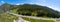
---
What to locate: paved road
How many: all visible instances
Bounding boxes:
[13,17,29,22]
[6,12,30,22]
[6,12,60,22]
[9,13,60,20]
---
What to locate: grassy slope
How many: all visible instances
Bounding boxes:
[11,9,54,22]
[0,9,55,22]
[0,11,18,22]
[22,17,54,22]
[56,20,60,22]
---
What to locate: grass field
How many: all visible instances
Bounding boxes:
[56,20,60,22]
[22,17,54,22]
[0,13,18,22]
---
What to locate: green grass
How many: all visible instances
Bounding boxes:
[0,18,2,22]
[0,9,18,22]
[22,17,54,22]
[56,20,60,22]
[10,9,18,14]
[0,13,18,22]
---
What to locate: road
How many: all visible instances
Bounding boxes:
[6,12,60,22]
[6,12,30,22]
[9,13,60,20]
[13,17,29,22]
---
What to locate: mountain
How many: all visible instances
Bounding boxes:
[0,3,18,13]
[17,4,60,18]
[0,3,60,18]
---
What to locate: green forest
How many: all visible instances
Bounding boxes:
[0,3,60,22]
[0,3,60,18]
[16,4,60,18]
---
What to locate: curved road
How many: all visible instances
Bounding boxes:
[6,12,60,22]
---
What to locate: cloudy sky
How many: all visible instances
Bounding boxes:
[0,0,60,11]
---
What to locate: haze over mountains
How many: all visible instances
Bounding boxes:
[0,3,60,18]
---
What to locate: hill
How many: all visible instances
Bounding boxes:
[0,3,18,13]
[17,4,60,18]
[0,3,60,18]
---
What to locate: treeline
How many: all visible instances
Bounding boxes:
[17,4,60,18]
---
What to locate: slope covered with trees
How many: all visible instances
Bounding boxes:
[17,4,60,18]
[0,3,60,18]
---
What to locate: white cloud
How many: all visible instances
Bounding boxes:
[16,3,20,5]
[1,1,5,3]
[47,6,60,11]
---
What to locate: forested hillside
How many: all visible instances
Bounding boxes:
[17,4,60,18]
[0,3,60,18]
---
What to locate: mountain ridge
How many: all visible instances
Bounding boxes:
[0,3,60,18]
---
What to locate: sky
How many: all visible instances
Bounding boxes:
[0,0,60,11]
